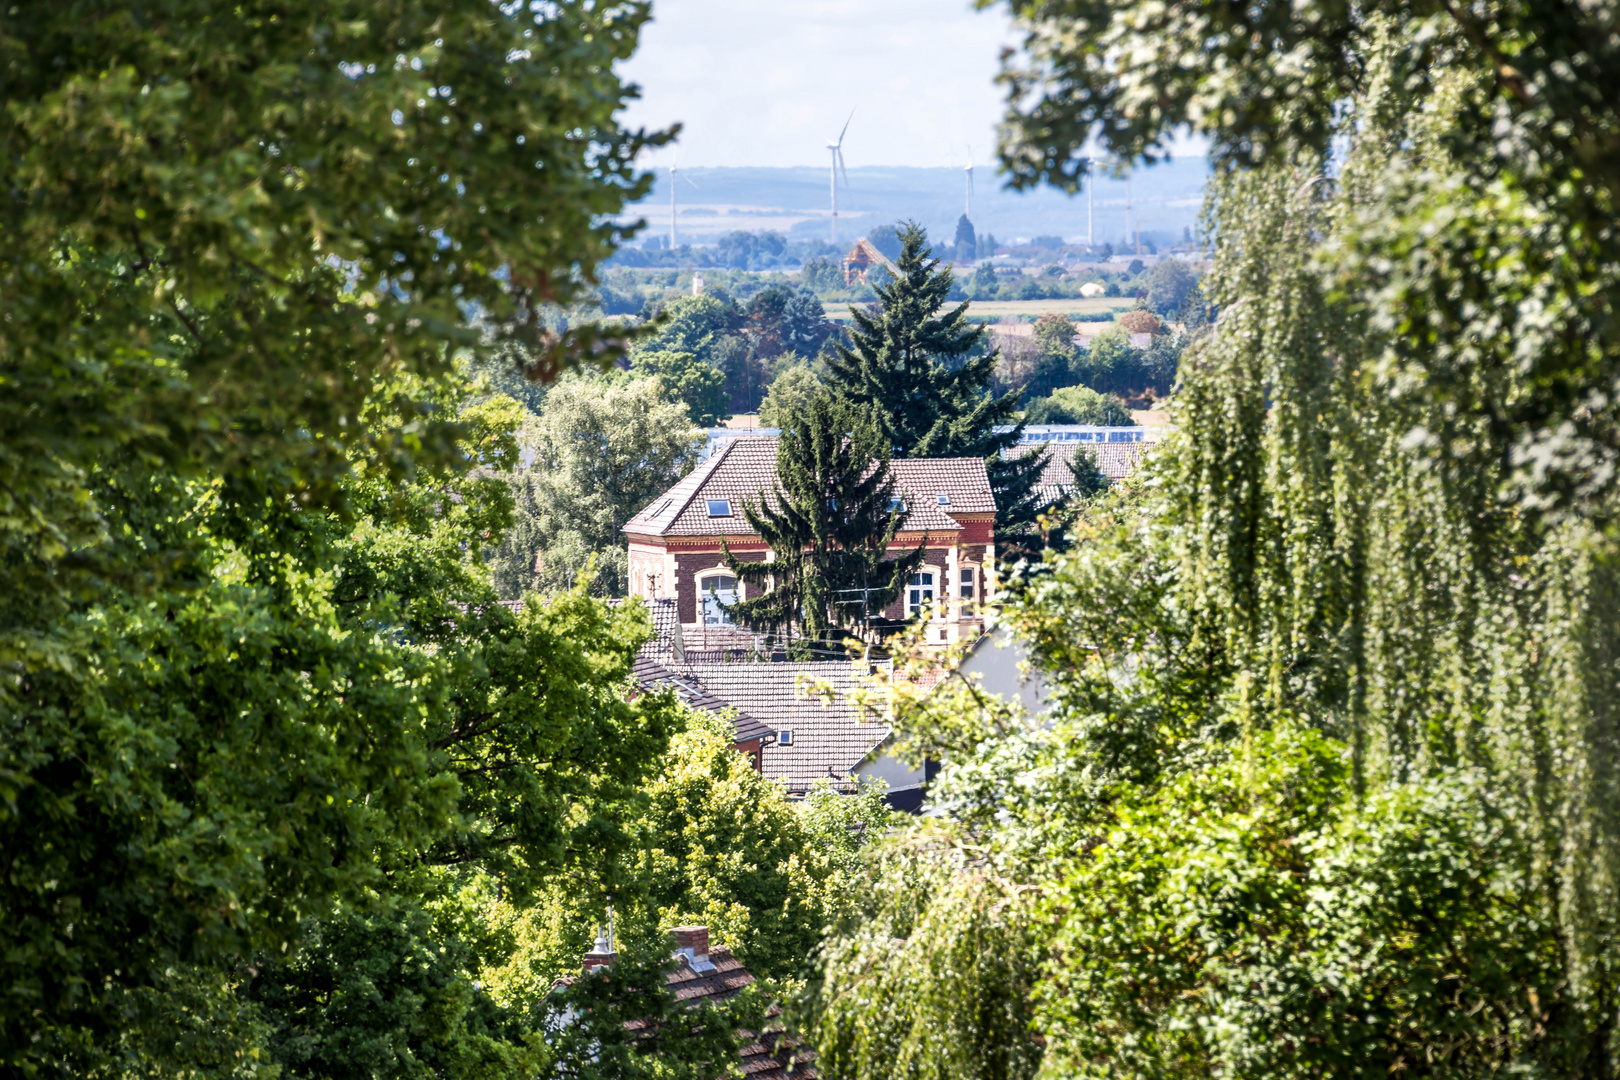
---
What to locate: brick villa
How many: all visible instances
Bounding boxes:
[622,437,997,649]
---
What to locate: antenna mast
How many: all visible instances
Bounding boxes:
[668,155,697,249]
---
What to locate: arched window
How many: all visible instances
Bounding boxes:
[907,571,935,617]
[701,574,738,626]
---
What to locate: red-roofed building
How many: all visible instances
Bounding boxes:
[622,438,997,649]
[841,237,899,285]
[556,925,816,1080]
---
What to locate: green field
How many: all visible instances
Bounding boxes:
[823,297,1131,322]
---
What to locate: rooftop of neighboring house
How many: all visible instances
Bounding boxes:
[1012,439,1149,506]
[556,926,815,1080]
[600,596,686,660]
[672,660,891,793]
[622,438,995,540]
[843,237,900,276]
[631,656,777,746]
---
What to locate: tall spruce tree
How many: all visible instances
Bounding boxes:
[722,394,924,656]
[827,222,1046,539]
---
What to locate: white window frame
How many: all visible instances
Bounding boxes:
[907,567,941,618]
[959,564,978,600]
[696,568,740,626]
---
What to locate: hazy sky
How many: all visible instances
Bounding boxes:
[618,0,1018,169]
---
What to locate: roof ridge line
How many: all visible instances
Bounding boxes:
[667,438,740,536]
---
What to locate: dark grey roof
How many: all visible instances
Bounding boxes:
[672,661,892,793]
[631,658,775,745]
[606,596,684,662]
[1009,440,1149,506]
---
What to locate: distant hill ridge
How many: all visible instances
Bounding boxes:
[622,161,1210,250]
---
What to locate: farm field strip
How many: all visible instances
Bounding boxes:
[822,297,1133,321]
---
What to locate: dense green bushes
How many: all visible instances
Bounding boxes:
[808,2,1620,1075]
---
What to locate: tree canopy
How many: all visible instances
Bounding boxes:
[1023,385,1131,426]
[0,0,676,1069]
[490,376,704,598]
[808,3,1620,1077]
[826,223,1045,537]
[632,350,731,426]
[723,394,924,654]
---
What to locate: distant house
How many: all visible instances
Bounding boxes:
[957,627,1050,720]
[632,655,777,772]
[1079,281,1106,297]
[841,238,899,285]
[621,603,917,796]
[1011,439,1149,507]
[677,659,918,796]
[622,438,997,650]
[557,925,815,1080]
[1007,424,1148,445]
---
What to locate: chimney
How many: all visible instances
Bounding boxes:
[669,925,715,973]
[582,928,615,975]
[671,609,685,663]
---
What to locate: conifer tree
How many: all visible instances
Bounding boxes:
[722,394,924,656]
[953,214,977,259]
[827,222,1046,539]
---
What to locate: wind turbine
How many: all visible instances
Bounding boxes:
[1087,153,1095,247]
[964,145,975,219]
[668,151,698,249]
[827,109,854,245]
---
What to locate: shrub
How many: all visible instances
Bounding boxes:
[1024,385,1133,426]
[1118,309,1164,335]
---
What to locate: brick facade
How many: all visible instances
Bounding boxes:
[623,439,998,650]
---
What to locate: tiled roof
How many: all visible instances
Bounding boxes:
[1011,440,1149,506]
[624,438,778,538]
[675,661,892,792]
[611,596,682,661]
[663,948,815,1080]
[889,457,997,515]
[556,946,815,1080]
[544,596,676,662]
[631,658,776,745]
[642,597,682,659]
[623,438,994,539]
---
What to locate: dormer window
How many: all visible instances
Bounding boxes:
[888,497,906,514]
[706,499,732,517]
[936,493,950,505]
[778,730,794,746]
